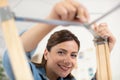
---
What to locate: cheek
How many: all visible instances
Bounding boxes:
[48,52,64,62]
[47,54,62,64]
[53,56,64,63]
[73,60,77,68]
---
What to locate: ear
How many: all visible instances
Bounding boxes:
[44,49,49,60]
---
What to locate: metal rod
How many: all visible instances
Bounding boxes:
[14,3,120,37]
[15,16,87,26]
[89,2,120,26]
[15,3,120,26]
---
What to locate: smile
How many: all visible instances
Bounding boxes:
[58,65,71,71]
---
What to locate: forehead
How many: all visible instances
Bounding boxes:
[51,40,79,52]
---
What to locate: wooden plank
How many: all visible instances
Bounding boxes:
[105,43,112,80]
[97,44,108,80]
[96,45,101,80]
[0,0,34,80]
[95,42,112,80]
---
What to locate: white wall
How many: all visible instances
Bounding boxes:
[0,0,120,80]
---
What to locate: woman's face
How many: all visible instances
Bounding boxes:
[44,40,79,78]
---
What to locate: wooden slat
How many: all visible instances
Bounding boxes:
[96,45,101,80]
[105,43,112,80]
[95,42,112,80]
[0,0,34,80]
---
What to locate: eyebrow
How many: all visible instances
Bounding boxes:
[58,48,78,54]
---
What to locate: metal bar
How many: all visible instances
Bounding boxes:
[14,3,120,38]
[89,2,120,26]
[15,16,87,26]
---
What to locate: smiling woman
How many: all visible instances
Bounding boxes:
[2,0,89,79]
[40,30,80,80]
[1,0,116,80]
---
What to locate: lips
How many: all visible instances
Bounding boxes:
[58,64,71,71]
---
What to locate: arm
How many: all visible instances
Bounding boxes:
[20,23,55,52]
[21,0,89,52]
[91,23,116,80]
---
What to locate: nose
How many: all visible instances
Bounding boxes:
[63,55,72,66]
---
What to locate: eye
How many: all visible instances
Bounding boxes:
[71,53,77,59]
[57,51,65,56]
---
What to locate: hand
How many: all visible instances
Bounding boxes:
[93,23,116,52]
[47,0,89,23]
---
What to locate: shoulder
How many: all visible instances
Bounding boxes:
[29,63,49,80]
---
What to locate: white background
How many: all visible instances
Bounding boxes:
[0,0,120,80]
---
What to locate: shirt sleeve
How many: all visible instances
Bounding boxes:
[91,74,96,80]
[2,49,35,80]
[2,50,15,80]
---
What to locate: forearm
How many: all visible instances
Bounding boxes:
[21,23,56,52]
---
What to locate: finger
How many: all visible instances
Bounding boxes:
[68,0,89,22]
[98,30,110,38]
[92,23,98,31]
[77,5,90,22]
[83,7,90,22]
[62,2,77,20]
[77,7,87,22]
[76,5,89,22]
[97,23,108,32]
[55,2,68,20]
[99,23,108,28]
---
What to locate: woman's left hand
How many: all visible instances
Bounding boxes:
[93,23,116,52]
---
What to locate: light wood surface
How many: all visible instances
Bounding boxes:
[96,42,112,80]
[0,0,34,80]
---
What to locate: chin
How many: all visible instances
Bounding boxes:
[59,73,69,78]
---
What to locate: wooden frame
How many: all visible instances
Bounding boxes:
[94,37,112,80]
[0,0,33,80]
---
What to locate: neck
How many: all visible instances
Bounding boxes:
[47,74,58,80]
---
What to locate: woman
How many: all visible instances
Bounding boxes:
[36,29,80,80]
[3,0,116,80]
